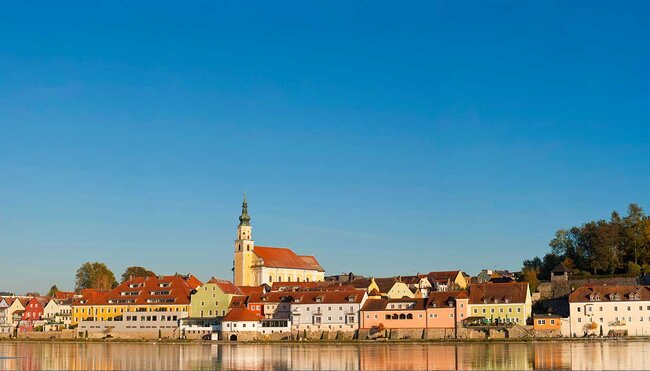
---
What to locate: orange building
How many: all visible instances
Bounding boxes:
[533,313,562,331]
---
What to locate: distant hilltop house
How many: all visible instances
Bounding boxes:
[233,195,325,287]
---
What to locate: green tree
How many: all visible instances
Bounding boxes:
[121,266,156,282]
[75,262,118,291]
[520,267,539,293]
[47,285,59,297]
[627,261,642,276]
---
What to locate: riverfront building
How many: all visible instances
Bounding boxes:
[467,282,531,324]
[569,285,650,337]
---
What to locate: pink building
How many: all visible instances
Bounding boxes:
[425,291,469,328]
[360,291,469,330]
[361,298,427,329]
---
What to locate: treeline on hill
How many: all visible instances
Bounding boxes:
[522,203,650,289]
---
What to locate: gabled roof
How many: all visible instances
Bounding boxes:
[222,307,262,322]
[362,298,426,311]
[552,263,570,274]
[53,291,75,300]
[399,276,425,285]
[229,295,248,308]
[181,274,203,290]
[468,282,529,304]
[238,286,265,296]
[86,275,195,306]
[253,246,325,272]
[423,271,462,280]
[73,289,111,306]
[373,278,402,293]
[298,255,325,272]
[427,291,468,308]
[205,278,242,295]
[291,290,365,304]
[247,291,296,304]
[569,286,650,303]
[348,279,373,289]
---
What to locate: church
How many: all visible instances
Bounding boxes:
[233,195,325,286]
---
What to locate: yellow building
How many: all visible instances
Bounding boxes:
[71,275,201,325]
[233,195,325,286]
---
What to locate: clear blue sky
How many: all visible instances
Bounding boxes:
[1,1,649,294]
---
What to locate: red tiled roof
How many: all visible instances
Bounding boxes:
[238,286,265,296]
[422,271,462,282]
[253,246,325,272]
[427,291,468,308]
[247,291,296,304]
[291,290,365,304]
[229,295,249,308]
[298,255,325,272]
[569,285,650,303]
[73,289,111,306]
[362,298,427,311]
[222,307,262,322]
[85,275,195,306]
[468,282,529,304]
[206,278,242,295]
[53,291,75,300]
[182,274,203,290]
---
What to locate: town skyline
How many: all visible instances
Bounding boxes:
[2,2,650,294]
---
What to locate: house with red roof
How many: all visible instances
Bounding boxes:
[289,289,367,331]
[233,196,325,287]
[72,275,201,337]
[19,297,47,332]
[569,285,650,337]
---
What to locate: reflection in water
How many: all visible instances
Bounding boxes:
[0,341,649,370]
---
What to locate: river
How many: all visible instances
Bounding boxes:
[1,341,649,370]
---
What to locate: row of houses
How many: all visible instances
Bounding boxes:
[7,273,650,339]
[0,294,73,335]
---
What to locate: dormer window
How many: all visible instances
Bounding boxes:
[493,298,499,304]
[315,297,323,302]
[504,298,510,303]
[589,293,601,301]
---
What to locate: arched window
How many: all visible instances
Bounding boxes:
[288,276,292,282]
[306,278,310,282]
[392,314,398,320]
[269,275,273,283]
[399,314,406,320]
[385,314,391,320]
[407,313,413,319]
[278,276,282,282]
[297,277,301,282]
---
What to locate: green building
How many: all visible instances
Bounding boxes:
[189,278,243,318]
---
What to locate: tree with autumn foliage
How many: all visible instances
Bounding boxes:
[524,203,650,278]
[75,262,118,291]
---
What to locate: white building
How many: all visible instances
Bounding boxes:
[290,290,367,331]
[569,285,650,337]
[0,298,10,335]
[43,299,72,330]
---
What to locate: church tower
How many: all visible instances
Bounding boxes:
[234,194,256,286]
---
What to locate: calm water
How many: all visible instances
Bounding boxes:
[1,341,650,370]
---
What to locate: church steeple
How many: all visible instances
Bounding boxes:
[239,193,250,226]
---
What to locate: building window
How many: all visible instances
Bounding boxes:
[578,318,581,323]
